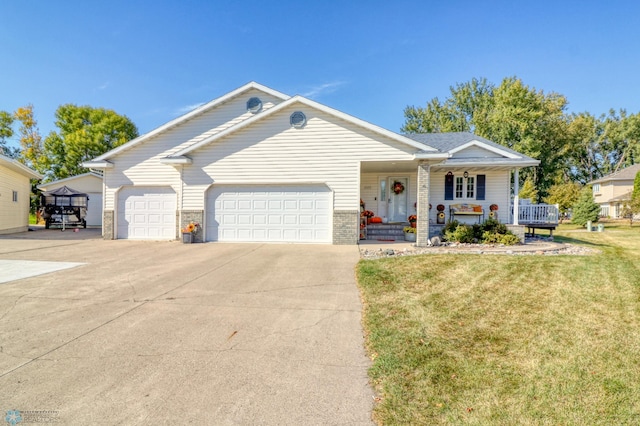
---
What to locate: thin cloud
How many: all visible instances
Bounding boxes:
[97,82,109,90]
[175,102,205,115]
[302,81,346,98]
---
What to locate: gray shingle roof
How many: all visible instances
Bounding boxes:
[404,132,536,161]
[589,163,640,184]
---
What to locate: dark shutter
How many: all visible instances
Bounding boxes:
[477,174,486,200]
[445,173,454,200]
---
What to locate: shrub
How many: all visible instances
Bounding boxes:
[445,224,476,243]
[497,233,521,245]
[481,230,502,244]
[443,220,461,235]
[444,219,520,245]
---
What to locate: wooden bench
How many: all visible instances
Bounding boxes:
[449,203,484,223]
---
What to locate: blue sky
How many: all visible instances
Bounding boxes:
[2,1,640,148]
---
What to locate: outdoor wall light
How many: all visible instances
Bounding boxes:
[463,171,469,178]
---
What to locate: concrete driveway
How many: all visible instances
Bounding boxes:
[0,229,374,424]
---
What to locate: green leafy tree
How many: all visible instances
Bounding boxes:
[518,178,539,203]
[402,76,569,197]
[564,112,604,184]
[0,111,19,158]
[544,181,582,222]
[571,187,600,227]
[43,105,138,180]
[601,110,640,174]
[14,105,46,172]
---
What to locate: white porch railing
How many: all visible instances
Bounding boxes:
[516,203,559,225]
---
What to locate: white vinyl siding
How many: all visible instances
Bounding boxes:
[103,89,285,210]
[0,166,32,234]
[183,105,416,211]
[430,170,511,223]
[453,145,503,158]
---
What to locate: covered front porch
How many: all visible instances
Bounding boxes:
[359,160,537,246]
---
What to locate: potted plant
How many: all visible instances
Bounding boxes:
[361,210,375,224]
[408,214,417,228]
[489,204,499,219]
[181,222,200,244]
[436,204,446,224]
[403,226,416,242]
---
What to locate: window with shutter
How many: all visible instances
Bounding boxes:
[445,173,454,200]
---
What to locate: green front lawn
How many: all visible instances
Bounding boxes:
[357,224,640,424]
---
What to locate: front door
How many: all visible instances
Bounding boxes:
[388,177,408,222]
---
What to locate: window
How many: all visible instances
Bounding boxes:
[12,190,18,202]
[455,177,463,198]
[246,97,262,113]
[466,177,475,198]
[290,111,307,128]
[592,183,600,193]
[445,173,484,200]
[454,176,474,199]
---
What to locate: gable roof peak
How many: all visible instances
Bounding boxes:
[88,82,290,163]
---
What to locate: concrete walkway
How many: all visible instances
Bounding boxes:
[0,230,374,424]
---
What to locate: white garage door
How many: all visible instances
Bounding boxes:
[206,185,332,243]
[117,187,176,240]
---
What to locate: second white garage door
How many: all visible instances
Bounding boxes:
[206,185,332,243]
[117,187,177,240]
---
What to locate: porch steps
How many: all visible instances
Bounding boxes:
[366,223,407,241]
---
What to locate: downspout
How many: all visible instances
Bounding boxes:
[426,163,431,239]
[179,165,184,239]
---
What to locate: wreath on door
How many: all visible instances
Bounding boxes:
[392,181,405,195]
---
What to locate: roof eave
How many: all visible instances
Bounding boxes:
[82,160,114,169]
[413,152,450,160]
[159,156,193,165]
[432,159,540,168]
[175,95,439,157]
[0,155,42,179]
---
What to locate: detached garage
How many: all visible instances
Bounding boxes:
[37,172,103,227]
[206,184,332,243]
[117,187,177,240]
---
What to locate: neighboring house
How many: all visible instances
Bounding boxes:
[0,154,42,234]
[37,172,104,227]
[83,82,539,246]
[589,163,640,218]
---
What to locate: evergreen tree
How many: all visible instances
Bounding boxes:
[621,171,640,225]
[571,187,600,226]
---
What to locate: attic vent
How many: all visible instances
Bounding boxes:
[290,111,307,128]
[246,97,262,113]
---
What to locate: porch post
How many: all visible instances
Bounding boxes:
[416,161,430,247]
[513,168,520,225]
